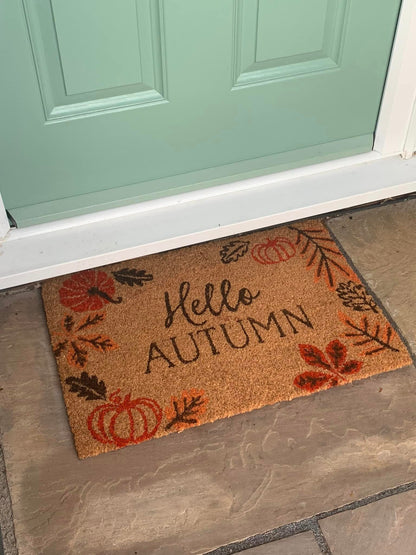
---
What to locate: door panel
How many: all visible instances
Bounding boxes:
[0,0,401,226]
[51,0,142,94]
[23,0,166,120]
[233,0,345,86]
[256,0,328,59]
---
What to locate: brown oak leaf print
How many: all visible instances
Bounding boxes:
[220,240,250,264]
[112,268,153,287]
[336,281,378,313]
[165,389,208,431]
[52,313,118,369]
[294,339,363,392]
[289,224,351,290]
[65,371,107,401]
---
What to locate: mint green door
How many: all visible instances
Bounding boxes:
[0,0,401,226]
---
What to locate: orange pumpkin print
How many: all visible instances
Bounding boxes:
[87,390,162,447]
[251,237,296,265]
[59,270,122,312]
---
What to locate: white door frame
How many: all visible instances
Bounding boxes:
[1,0,416,289]
[373,0,416,157]
[403,97,416,159]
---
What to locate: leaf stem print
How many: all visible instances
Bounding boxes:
[78,335,117,352]
[165,389,208,430]
[87,287,122,305]
[53,340,67,357]
[76,313,105,331]
[165,397,202,429]
[63,315,74,332]
[339,312,399,355]
[69,341,88,368]
[288,225,350,290]
[336,281,378,313]
[52,313,118,369]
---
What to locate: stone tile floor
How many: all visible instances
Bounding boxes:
[0,195,415,555]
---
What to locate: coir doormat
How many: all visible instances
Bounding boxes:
[42,219,412,458]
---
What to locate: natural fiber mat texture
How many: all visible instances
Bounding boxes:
[42,219,412,459]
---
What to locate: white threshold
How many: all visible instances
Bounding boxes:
[1,152,415,290]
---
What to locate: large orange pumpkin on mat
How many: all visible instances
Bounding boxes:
[87,390,162,447]
[251,237,296,265]
[59,269,122,312]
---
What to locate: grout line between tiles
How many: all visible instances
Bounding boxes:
[315,479,416,519]
[0,445,17,555]
[205,480,416,554]
[309,520,332,555]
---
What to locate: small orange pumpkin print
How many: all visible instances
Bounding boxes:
[59,270,122,312]
[87,390,162,447]
[251,237,296,265]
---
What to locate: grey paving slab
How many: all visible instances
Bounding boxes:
[242,532,321,554]
[320,489,416,555]
[1,284,416,555]
[328,197,416,352]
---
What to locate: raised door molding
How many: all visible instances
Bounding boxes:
[23,0,167,122]
[232,0,348,89]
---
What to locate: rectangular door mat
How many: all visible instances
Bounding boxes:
[41,219,412,459]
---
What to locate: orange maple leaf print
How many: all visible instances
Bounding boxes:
[294,339,363,392]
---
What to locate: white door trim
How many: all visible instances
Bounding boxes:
[1,154,415,290]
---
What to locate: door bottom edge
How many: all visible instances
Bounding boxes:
[9,134,373,228]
